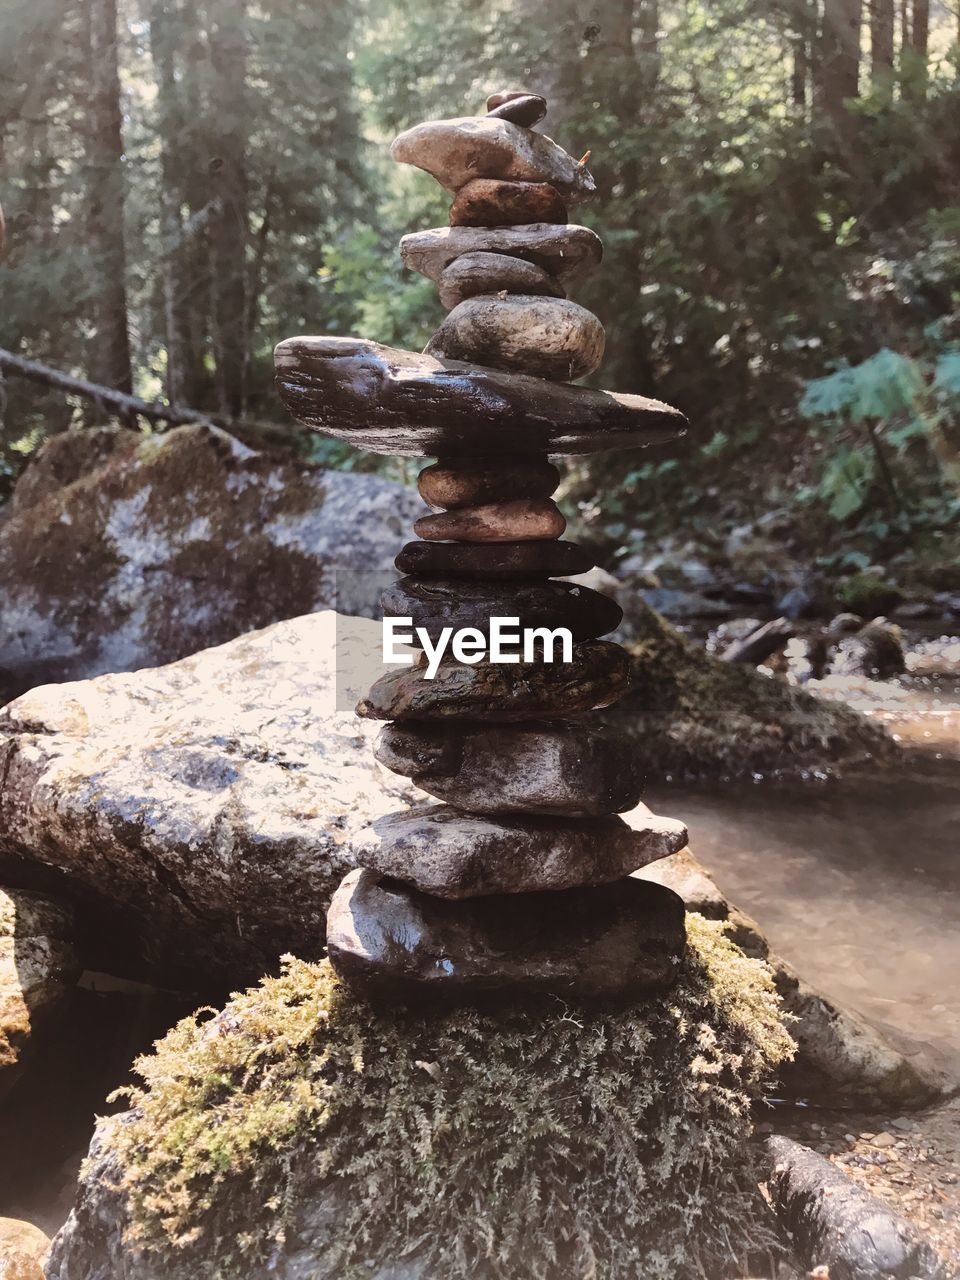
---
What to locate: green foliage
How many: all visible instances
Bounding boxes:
[98,919,793,1279]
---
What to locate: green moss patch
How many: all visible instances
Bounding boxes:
[100,916,793,1280]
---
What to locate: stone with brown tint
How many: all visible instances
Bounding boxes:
[354,803,686,897]
[381,576,623,643]
[424,295,605,382]
[374,721,655,817]
[418,457,559,509]
[390,116,595,202]
[449,178,567,227]
[401,223,602,286]
[395,538,594,580]
[485,91,547,127]
[327,867,686,1001]
[357,639,633,722]
[437,251,565,309]
[414,498,565,543]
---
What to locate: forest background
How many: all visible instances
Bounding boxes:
[1,0,959,591]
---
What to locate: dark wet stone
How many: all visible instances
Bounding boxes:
[274,338,685,458]
[326,867,687,1002]
[414,498,565,542]
[401,224,602,286]
[374,722,652,817]
[356,639,633,722]
[381,576,623,643]
[424,295,604,382]
[449,178,566,227]
[437,251,566,309]
[395,539,595,580]
[354,803,687,897]
[418,457,559,509]
[485,92,548,127]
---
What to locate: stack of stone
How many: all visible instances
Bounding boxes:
[275,93,693,1004]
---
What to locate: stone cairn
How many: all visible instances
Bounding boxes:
[276,92,693,1003]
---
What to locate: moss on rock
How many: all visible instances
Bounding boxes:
[54,917,794,1280]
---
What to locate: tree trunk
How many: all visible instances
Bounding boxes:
[904,0,930,96]
[84,0,132,398]
[871,0,895,91]
[206,0,248,420]
[815,0,863,125]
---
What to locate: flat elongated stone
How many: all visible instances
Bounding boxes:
[374,722,653,816]
[418,458,559,508]
[414,498,565,542]
[274,338,686,458]
[327,868,687,1002]
[425,294,604,381]
[437,252,565,309]
[355,804,687,897]
[390,116,595,202]
[356,639,633,721]
[486,92,547,126]
[396,538,594,580]
[401,224,602,285]
[450,178,566,227]
[381,576,623,643]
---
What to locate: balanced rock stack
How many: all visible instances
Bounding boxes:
[275,93,692,1003]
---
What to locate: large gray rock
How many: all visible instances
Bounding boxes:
[0,613,423,985]
[0,424,425,700]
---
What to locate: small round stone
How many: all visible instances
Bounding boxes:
[437,251,566,309]
[354,804,688,897]
[395,539,595,580]
[450,178,567,227]
[374,722,650,817]
[485,92,548,127]
[356,639,633,722]
[380,576,623,643]
[414,498,565,542]
[424,295,605,382]
[418,457,560,509]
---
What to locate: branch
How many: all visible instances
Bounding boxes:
[719,617,795,665]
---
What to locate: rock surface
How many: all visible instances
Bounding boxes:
[0,613,423,985]
[357,639,633,722]
[354,804,685,897]
[437,251,565,309]
[424,294,605,381]
[413,498,566,542]
[275,337,685,457]
[0,424,426,699]
[374,722,651,817]
[381,576,623,643]
[396,538,594,579]
[485,91,547,125]
[390,116,596,201]
[400,223,602,284]
[417,457,559,508]
[0,1217,50,1280]
[327,868,686,1001]
[0,889,79,1099]
[449,178,566,226]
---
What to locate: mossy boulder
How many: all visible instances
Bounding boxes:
[603,601,896,779]
[835,571,904,619]
[46,917,793,1280]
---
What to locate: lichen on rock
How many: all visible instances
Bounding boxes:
[47,916,794,1280]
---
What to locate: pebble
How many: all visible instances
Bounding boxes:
[381,576,623,644]
[356,638,633,722]
[400,224,603,286]
[437,250,566,309]
[872,1132,896,1148]
[413,498,566,542]
[390,115,596,202]
[424,294,605,382]
[418,457,559,509]
[485,91,548,127]
[327,867,686,1002]
[395,538,595,580]
[449,178,567,227]
[374,721,665,817]
[354,803,686,897]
